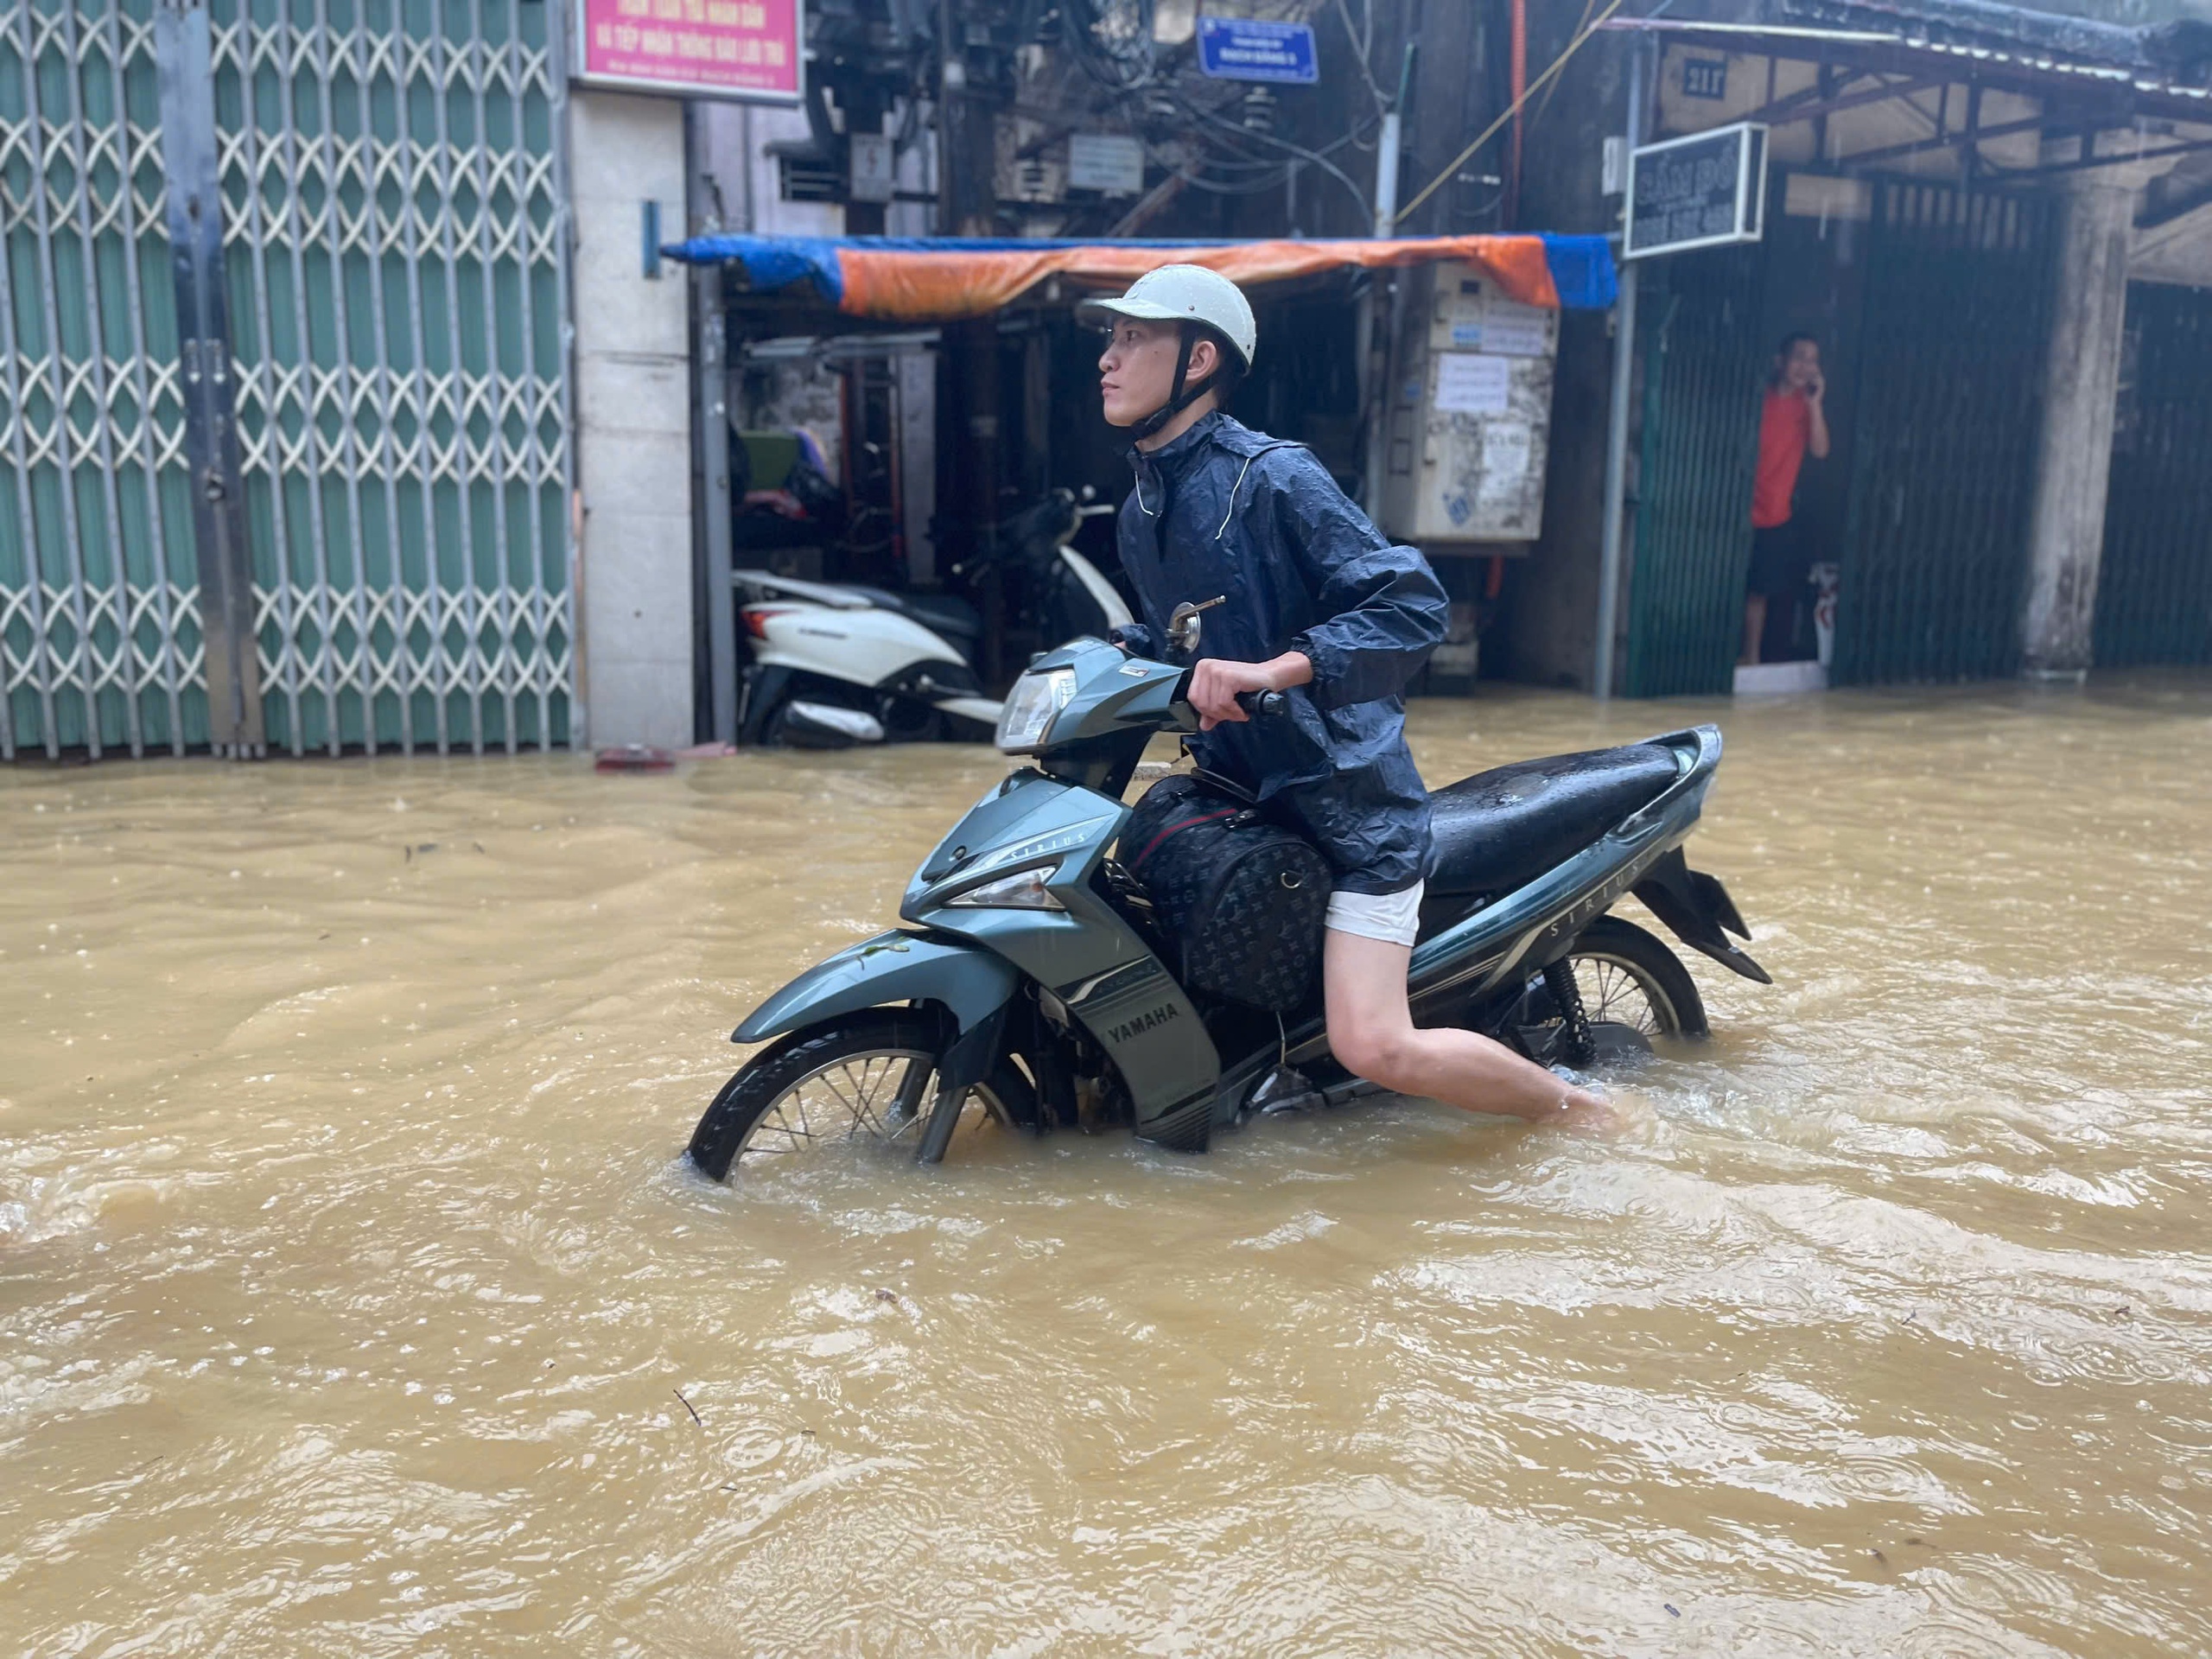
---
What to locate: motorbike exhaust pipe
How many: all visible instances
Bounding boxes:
[780,702,886,747]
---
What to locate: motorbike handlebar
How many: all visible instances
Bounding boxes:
[1167,670,1287,725]
[1167,668,1292,725]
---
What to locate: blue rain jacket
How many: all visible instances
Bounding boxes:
[1111,412,1449,895]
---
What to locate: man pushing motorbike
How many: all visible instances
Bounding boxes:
[1084,265,1611,1129]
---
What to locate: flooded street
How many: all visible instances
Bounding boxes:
[3,676,2210,1656]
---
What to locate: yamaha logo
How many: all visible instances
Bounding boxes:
[1105,1002,1182,1044]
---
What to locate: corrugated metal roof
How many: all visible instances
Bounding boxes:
[1602,17,2212,120]
[1780,0,2182,73]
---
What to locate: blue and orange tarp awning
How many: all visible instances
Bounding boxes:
[663,232,1618,321]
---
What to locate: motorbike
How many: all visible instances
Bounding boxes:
[736,488,1132,748]
[689,636,1770,1178]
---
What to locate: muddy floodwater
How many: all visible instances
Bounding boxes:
[4,678,2211,1656]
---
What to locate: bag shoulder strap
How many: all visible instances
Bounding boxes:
[1127,804,1242,874]
[1187,766,1256,804]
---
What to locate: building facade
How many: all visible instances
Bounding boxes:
[11,0,2199,764]
[1507,0,2212,695]
[0,0,587,759]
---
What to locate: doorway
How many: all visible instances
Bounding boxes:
[1621,174,2060,696]
[1833,182,2054,684]
[2094,280,2212,668]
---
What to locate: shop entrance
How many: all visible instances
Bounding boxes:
[1622,174,2058,696]
[1834,182,2054,685]
[1622,244,1765,699]
[2095,281,2212,669]
[717,273,1370,693]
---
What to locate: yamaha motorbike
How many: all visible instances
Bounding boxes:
[689,637,1770,1178]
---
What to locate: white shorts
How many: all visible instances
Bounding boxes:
[1324,880,1425,948]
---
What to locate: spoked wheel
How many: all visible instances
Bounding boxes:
[1516,915,1708,1060]
[688,1009,1034,1182]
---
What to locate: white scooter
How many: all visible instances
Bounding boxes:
[736,488,1132,747]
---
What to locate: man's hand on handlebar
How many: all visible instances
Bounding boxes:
[1188,652,1314,731]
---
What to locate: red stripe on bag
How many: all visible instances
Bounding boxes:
[1129,807,1241,873]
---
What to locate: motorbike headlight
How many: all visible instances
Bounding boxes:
[944,867,1064,910]
[995,668,1076,753]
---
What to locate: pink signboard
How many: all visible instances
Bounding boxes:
[575,0,802,102]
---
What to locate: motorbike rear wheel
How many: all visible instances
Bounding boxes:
[1520,915,1709,1049]
[688,1009,1035,1181]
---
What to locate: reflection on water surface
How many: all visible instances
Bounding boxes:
[3,677,2210,1656]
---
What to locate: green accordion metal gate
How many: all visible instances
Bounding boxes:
[1833,182,2054,686]
[2094,281,2212,669]
[0,0,572,760]
[1622,245,1766,700]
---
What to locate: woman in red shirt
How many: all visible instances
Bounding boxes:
[1744,333,1830,665]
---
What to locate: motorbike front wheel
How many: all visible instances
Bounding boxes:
[688,1009,1036,1181]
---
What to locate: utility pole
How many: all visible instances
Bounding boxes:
[937,0,1005,679]
[1592,38,1650,700]
[686,104,739,745]
[843,77,889,237]
[1359,43,1414,523]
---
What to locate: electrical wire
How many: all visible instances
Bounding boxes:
[1532,0,1601,123]
[1332,0,1389,113]
[1395,0,1630,222]
[1173,90,1375,221]
[1130,74,1373,170]
[1040,7,1382,224]
[1156,162,1314,195]
[1137,104,1382,219]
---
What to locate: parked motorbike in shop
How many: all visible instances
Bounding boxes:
[735,488,1132,748]
[689,633,1770,1179]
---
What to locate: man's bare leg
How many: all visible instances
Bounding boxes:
[1322,930,1610,1127]
[1741,594,1767,666]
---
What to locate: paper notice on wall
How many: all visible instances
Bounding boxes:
[1478,422,1533,501]
[1433,353,1512,415]
[1480,300,1553,358]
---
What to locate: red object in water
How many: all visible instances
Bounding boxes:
[594,744,675,773]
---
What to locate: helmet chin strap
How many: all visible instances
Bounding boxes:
[1132,325,1216,442]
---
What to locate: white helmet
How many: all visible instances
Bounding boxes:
[1077,264,1257,370]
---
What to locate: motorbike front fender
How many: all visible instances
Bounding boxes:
[731,930,1020,1044]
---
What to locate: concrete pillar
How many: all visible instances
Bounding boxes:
[569,90,692,748]
[2020,144,2175,680]
[897,353,938,582]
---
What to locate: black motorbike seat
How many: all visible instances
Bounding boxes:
[855,588,983,647]
[1427,743,1681,899]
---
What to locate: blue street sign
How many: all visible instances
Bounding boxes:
[1196,16,1319,84]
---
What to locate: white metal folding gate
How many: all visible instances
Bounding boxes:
[0,0,574,759]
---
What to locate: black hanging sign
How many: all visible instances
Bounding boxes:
[1624,122,1769,260]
